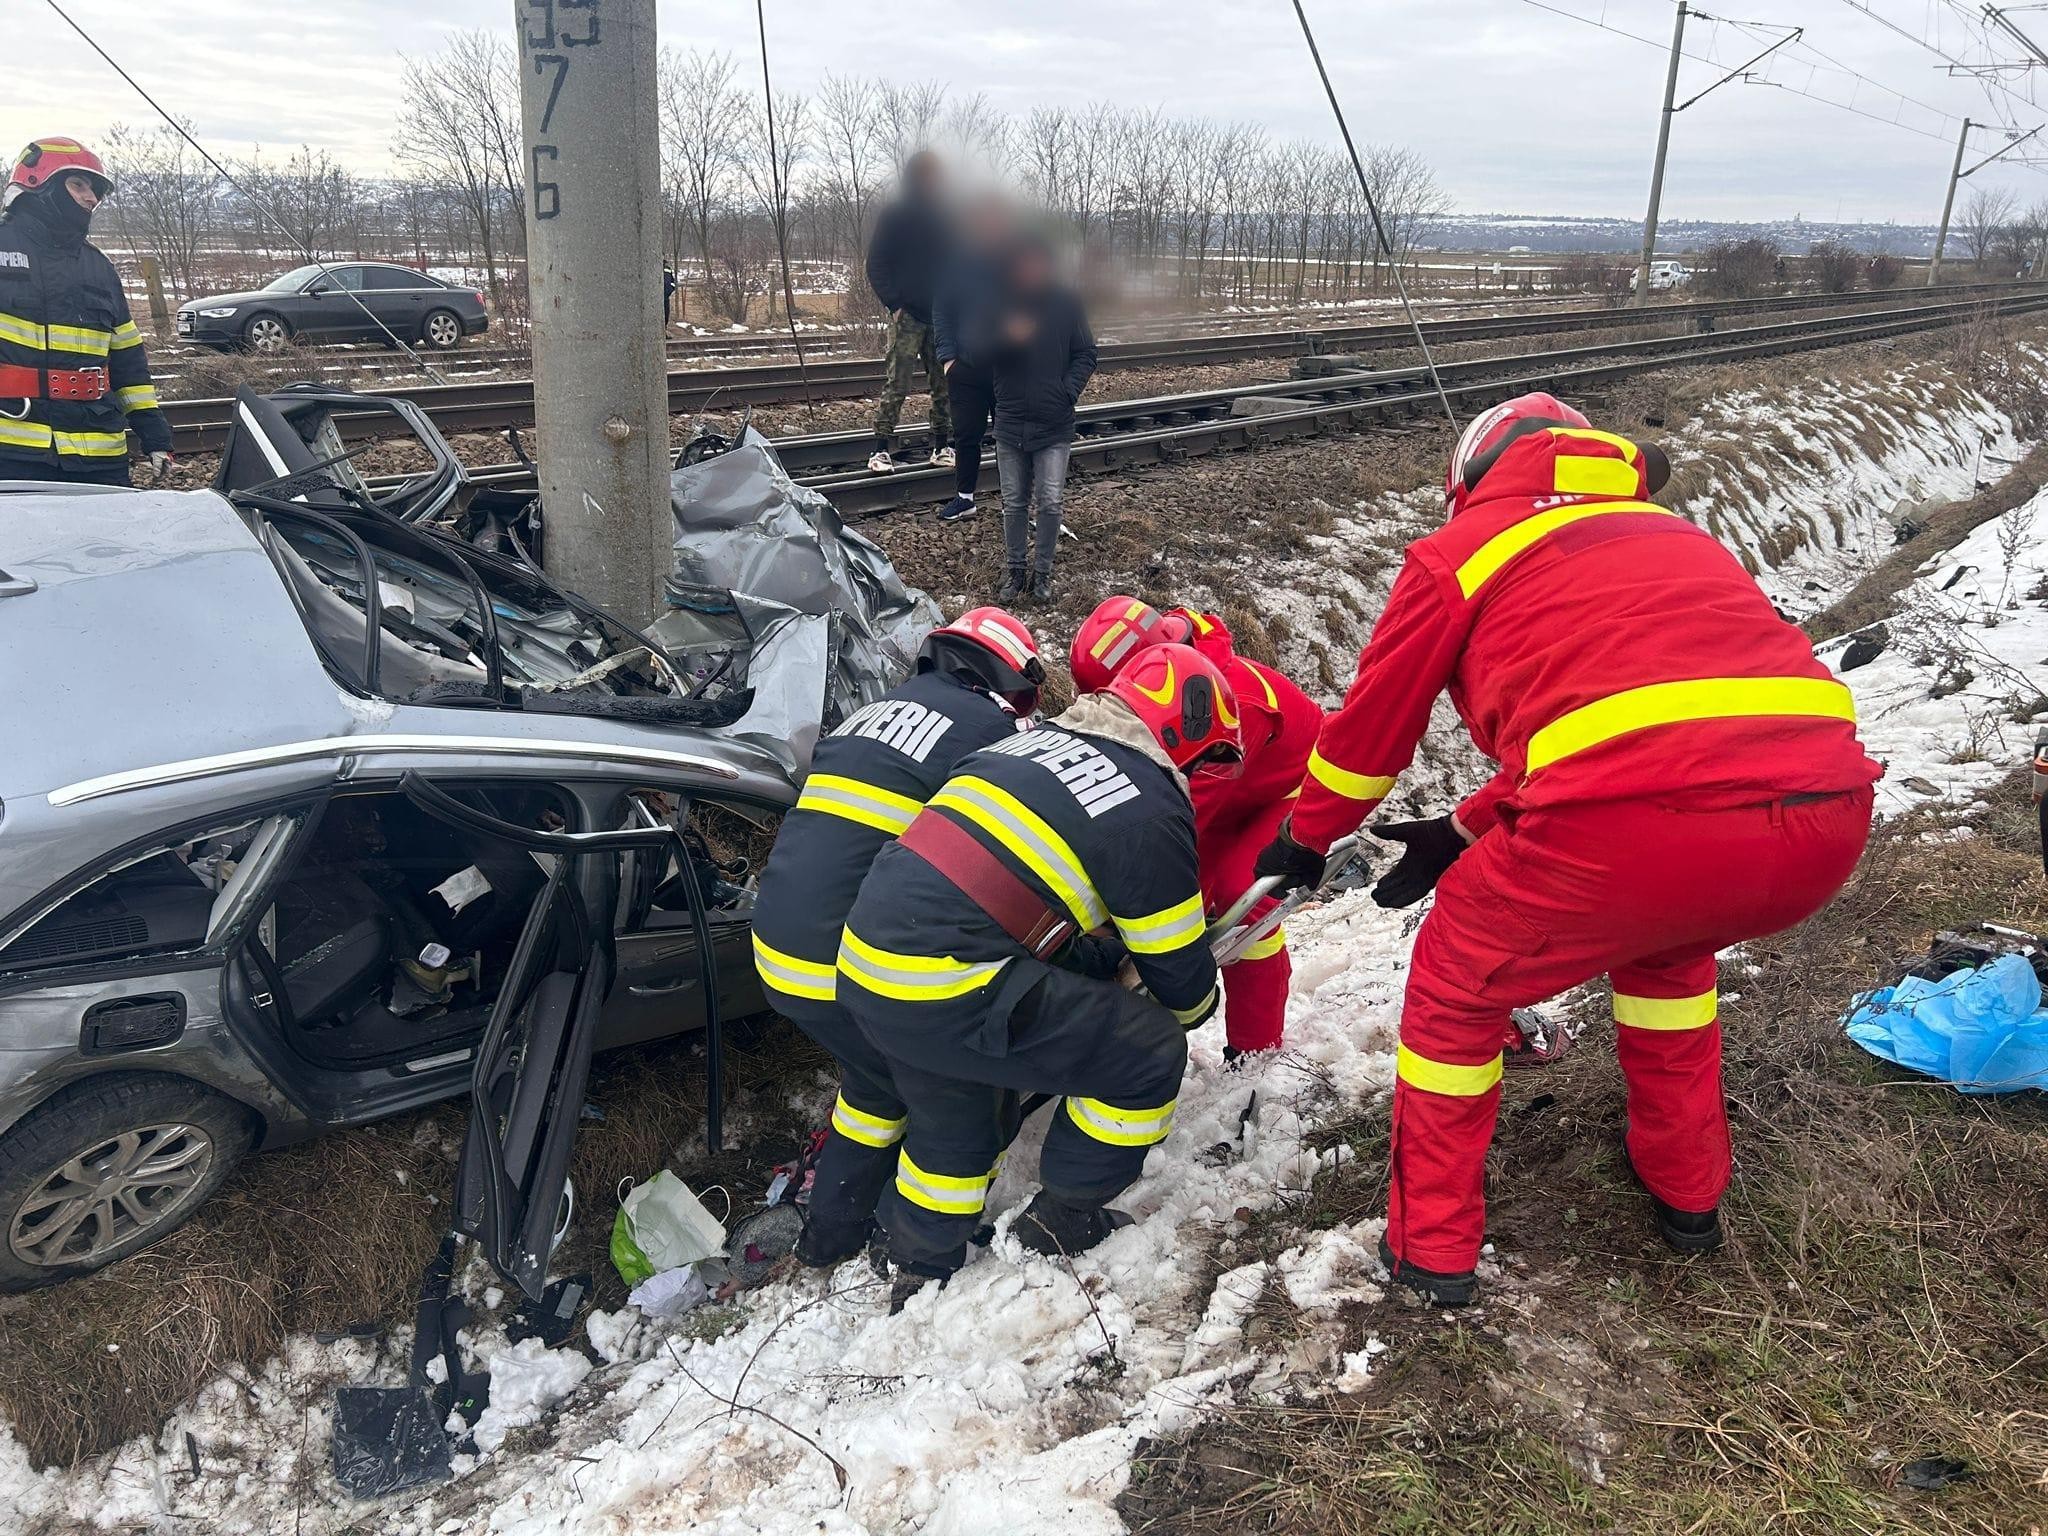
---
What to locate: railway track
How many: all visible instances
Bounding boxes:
[161,282,2042,455]
[363,286,2046,519]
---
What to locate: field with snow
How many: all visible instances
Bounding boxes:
[10,330,2048,1534]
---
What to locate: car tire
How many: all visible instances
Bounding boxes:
[421,309,464,351]
[0,1074,255,1292]
[241,312,291,354]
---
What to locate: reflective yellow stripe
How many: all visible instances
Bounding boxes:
[45,323,111,357]
[836,928,1007,1001]
[1526,676,1858,774]
[895,1149,992,1215]
[1614,988,1718,1031]
[1065,1095,1177,1147]
[115,384,158,413]
[751,932,838,1001]
[1116,891,1206,955]
[0,311,43,348]
[1238,924,1287,962]
[110,321,144,350]
[1396,1043,1502,1097]
[831,1094,906,1148]
[1553,455,1641,498]
[1547,425,1640,458]
[795,773,923,836]
[1455,501,1676,599]
[928,776,1106,928]
[1245,661,1279,709]
[0,418,52,449]
[1171,985,1217,1027]
[50,429,128,458]
[1306,748,1395,804]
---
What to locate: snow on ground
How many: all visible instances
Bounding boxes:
[1827,486,2048,813]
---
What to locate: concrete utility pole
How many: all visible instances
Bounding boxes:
[1928,119,1972,287]
[1634,0,1687,307]
[515,0,671,623]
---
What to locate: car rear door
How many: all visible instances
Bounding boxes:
[362,266,427,339]
[395,773,669,1300]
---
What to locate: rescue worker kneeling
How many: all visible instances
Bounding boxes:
[750,607,1045,1268]
[838,644,1241,1287]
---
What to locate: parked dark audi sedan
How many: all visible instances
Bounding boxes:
[175,262,490,353]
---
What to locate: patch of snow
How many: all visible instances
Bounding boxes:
[469,1338,593,1456]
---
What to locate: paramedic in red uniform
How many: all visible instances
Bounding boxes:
[1255,392,1880,1306]
[1071,599,1322,1058]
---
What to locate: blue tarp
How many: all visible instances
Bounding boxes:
[1844,954,2048,1092]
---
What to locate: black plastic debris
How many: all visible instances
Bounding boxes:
[1839,625,1889,672]
[506,1272,591,1350]
[1901,1456,1972,1491]
[332,1234,463,1499]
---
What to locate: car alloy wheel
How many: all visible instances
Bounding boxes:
[7,1122,216,1268]
[423,310,461,349]
[245,315,289,354]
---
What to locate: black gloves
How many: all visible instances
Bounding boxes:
[1370,816,1468,908]
[1253,819,1327,897]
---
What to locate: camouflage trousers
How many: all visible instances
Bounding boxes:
[873,312,951,443]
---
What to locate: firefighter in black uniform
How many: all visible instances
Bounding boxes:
[0,138,174,487]
[751,607,1046,1266]
[838,643,1245,1290]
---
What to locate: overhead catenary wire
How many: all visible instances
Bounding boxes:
[39,0,452,384]
[1288,0,1460,433]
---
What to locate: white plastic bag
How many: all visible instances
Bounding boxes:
[618,1171,727,1272]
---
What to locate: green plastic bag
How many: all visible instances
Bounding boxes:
[610,1171,727,1286]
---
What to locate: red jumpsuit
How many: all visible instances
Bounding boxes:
[1287,427,1880,1275]
[1174,610,1324,1053]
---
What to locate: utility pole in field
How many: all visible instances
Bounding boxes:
[1928,118,2042,284]
[515,0,671,623]
[1633,6,1800,306]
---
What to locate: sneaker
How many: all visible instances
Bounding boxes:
[937,493,977,523]
[1012,1192,1133,1258]
[1504,1007,1574,1068]
[1028,571,1054,603]
[1377,1234,1477,1307]
[929,445,956,469]
[998,567,1027,603]
[1621,1135,1724,1253]
[867,449,895,475]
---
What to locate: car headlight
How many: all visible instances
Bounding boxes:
[198,306,240,319]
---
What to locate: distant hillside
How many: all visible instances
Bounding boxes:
[1428,212,1941,256]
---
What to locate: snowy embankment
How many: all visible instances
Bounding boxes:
[5,347,2042,1535]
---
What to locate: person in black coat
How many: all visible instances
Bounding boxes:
[930,194,1017,522]
[991,236,1095,603]
[864,152,953,474]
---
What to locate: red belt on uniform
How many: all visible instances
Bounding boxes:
[0,362,108,401]
[897,810,1079,960]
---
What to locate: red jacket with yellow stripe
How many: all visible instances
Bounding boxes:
[1169,608,1323,841]
[1287,425,1882,853]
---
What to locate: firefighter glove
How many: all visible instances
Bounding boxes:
[1370,816,1467,908]
[148,450,174,482]
[1253,818,1326,897]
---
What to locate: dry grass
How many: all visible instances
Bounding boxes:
[0,1020,831,1469]
[1121,777,2048,1534]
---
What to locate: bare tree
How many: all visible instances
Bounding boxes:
[1961,182,2020,270]
[877,80,946,172]
[396,30,521,302]
[660,49,750,321]
[1807,238,1861,293]
[941,91,1012,177]
[815,73,883,307]
[241,145,360,260]
[738,90,811,323]
[102,121,218,299]
[1363,143,1448,288]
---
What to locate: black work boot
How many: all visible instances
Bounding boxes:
[794,1212,874,1269]
[1028,569,1054,604]
[998,566,1027,603]
[1622,1137,1724,1253]
[884,1246,963,1314]
[1378,1234,1477,1307]
[1013,1191,1133,1258]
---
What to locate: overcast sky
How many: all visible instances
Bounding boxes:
[8,0,2048,225]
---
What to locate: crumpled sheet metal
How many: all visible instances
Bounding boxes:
[649,586,830,780]
[663,428,939,758]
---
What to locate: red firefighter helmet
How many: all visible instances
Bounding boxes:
[7,139,112,203]
[1069,595,1193,692]
[918,605,1045,712]
[1444,391,1590,510]
[1105,642,1243,775]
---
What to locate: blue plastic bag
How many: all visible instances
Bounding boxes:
[1844,954,2048,1093]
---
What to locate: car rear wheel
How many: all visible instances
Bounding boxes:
[421,309,463,350]
[242,312,290,354]
[0,1075,254,1291]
